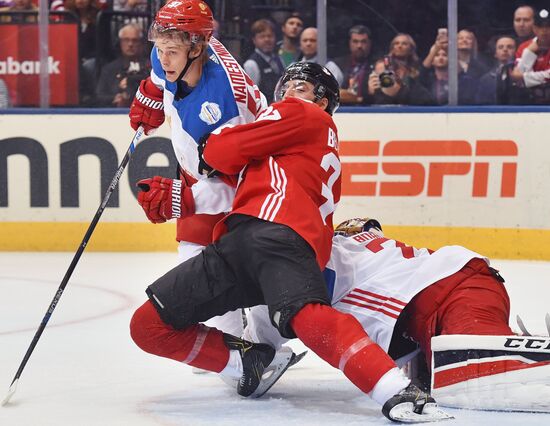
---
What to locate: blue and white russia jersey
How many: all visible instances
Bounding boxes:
[325,232,487,351]
[150,37,267,181]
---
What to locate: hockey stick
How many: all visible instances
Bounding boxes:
[1,126,145,406]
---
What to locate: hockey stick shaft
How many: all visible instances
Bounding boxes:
[2,127,145,406]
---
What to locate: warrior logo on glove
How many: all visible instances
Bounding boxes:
[137,176,196,223]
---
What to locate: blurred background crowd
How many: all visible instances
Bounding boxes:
[1,0,550,108]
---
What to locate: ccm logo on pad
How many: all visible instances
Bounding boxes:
[504,337,550,350]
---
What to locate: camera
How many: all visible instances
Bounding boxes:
[378,56,396,88]
[117,61,149,96]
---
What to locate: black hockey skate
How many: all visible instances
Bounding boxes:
[382,383,454,423]
[223,334,278,397]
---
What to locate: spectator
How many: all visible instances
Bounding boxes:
[422,27,448,69]
[512,8,550,104]
[297,27,344,86]
[0,0,37,23]
[64,0,100,65]
[0,78,9,108]
[243,19,284,104]
[455,29,487,103]
[365,33,434,106]
[277,12,303,68]
[389,33,421,79]
[64,0,101,105]
[513,5,535,45]
[365,33,434,105]
[333,25,372,105]
[420,47,450,105]
[457,29,487,79]
[476,36,523,104]
[113,0,148,12]
[95,23,149,107]
[421,29,477,105]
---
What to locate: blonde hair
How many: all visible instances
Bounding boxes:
[458,29,478,58]
[389,33,420,78]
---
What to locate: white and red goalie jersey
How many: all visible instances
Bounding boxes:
[203,97,341,268]
[327,231,487,351]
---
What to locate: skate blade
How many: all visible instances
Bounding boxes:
[287,350,307,368]
[389,402,454,423]
[249,348,294,398]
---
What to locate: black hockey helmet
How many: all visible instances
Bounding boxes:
[274,61,340,115]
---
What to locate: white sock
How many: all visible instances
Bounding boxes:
[369,367,411,405]
[218,349,243,379]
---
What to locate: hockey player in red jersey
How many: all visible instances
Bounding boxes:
[130,62,451,423]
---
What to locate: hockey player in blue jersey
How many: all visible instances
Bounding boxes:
[128,0,301,383]
[129,0,266,254]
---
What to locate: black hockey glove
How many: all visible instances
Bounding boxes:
[197,133,219,178]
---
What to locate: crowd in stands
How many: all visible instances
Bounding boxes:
[1,1,550,107]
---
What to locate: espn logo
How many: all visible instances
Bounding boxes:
[340,140,517,198]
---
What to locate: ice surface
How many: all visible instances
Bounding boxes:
[1,253,549,425]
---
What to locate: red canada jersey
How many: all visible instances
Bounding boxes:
[204,97,341,268]
[516,39,550,71]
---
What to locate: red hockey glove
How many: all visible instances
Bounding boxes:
[136,176,195,224]
[129,77,165,135]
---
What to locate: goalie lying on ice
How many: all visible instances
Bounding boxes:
[243,217,550,413]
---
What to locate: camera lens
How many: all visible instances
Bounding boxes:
[379,72,395,88]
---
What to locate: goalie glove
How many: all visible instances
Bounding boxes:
[136,176,195,224]
[129,77,165,135]
[334,217,383,237]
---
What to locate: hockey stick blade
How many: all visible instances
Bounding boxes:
[1,379,18,407]
[2,127,145,405]
[516,314,532,336]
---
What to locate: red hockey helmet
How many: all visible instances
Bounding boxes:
[149,0,214,41]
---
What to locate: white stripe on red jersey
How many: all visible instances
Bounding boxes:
[259,157,287,221]
[328,232,488,351]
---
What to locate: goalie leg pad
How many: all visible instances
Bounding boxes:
[431,334,550,412]
[401,258,513,368]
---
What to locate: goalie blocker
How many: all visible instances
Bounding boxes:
[431,334,550,412]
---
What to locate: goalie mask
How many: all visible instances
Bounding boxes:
[334,217,383,237]
[274,62,340,115]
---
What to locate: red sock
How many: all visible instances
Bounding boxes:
[130,300,229,372]
[291,303,397,394]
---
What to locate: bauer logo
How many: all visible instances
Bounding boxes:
[199,101,222,125]
[0,56,61,75]
[340,139,518,198]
